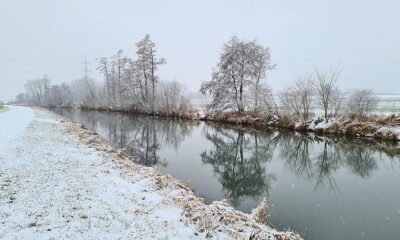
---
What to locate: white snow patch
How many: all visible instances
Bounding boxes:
[0,106,33,152]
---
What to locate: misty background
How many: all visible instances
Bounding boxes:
[0,0,399,102]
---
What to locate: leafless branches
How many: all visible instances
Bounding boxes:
[314,67,341,120]
[279,74,314,126]
[346,89,378,117]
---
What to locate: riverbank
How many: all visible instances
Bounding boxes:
[49,105,201,120]
[0,106,301,240]
[51,105,400,143]
[202,111,400,143]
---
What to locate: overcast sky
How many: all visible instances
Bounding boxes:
[0,0,399,101]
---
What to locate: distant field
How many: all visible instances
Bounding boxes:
[189,94,400,115]
[375,94,400,115]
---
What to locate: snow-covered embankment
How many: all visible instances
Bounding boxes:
[0,106,301,240]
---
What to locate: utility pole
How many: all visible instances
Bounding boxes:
[43,74,49,106]
[80,57,95,101]
[81,57,91,82]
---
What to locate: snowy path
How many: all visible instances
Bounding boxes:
[0,107,300,240]
[0,106,33,151]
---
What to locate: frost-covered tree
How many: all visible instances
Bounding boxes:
[108,50,129,106]
[314,68,341,120]
[17,35,188,113]
[249,41,276,112]
[346,89,378,117]
[97,57,112,106]
[279,74,314,126]
[157,80,189,113]
[135,34,166,112]
[200,36,275,113]
[24,75,50,106]
[331,87,344,117]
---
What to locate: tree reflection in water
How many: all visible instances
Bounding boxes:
[200,125,397,206]
[119,116,194,167]
[200,126,277,207]
[56,109,194,167]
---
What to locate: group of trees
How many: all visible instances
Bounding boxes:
[15,34,379,122]
[17,75,51,106]
[15,34,190,114]
[201,36,379,124]
[278,69,377,125]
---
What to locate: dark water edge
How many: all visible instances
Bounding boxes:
[52,108,400,240]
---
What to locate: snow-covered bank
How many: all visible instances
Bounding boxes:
[308,116,400,141]
[0,107,300,240]
[202,111,400,143]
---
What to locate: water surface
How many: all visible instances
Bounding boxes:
[54,109,400,240]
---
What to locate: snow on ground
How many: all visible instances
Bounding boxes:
[0,107,300,240]
[307,116,400,141]
[0,106,33,152]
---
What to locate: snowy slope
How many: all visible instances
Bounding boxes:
[0,107,300,240]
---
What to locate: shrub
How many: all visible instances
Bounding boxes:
[346,89,378,117]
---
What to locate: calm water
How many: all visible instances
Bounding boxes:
[54,109,400,240]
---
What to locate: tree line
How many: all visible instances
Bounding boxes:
[14,34,378,122]
[201,36,379,125]
[16,34,189,115]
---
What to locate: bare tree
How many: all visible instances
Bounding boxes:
[331,87,344,117]
[109,50,129,107]
[24,76,51,106]
[157,80,190,113]
[97,57,111,106]
[279,74,314,126]
[314,68,341,120]
[346,89,378,117]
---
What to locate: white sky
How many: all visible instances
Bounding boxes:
[0,0,399,101]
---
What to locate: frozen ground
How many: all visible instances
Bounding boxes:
[0,106,300,240]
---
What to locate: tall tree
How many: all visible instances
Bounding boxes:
[135,34,166,112]
[201,36,275,112]
[98,57,111,106]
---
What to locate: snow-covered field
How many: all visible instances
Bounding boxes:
[190,94,400,116]
[0,106,300,240]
